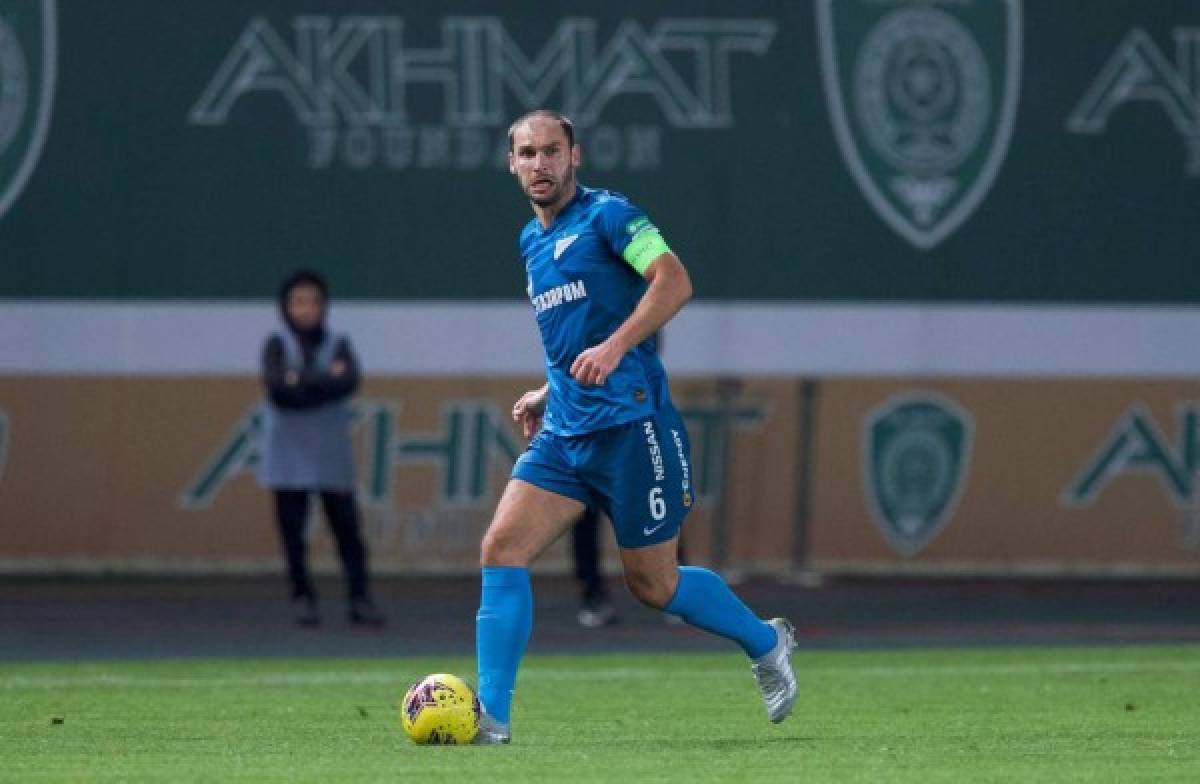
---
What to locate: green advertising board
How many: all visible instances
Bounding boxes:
[0,0,1197,301]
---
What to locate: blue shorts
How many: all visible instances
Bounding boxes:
[512,404,694,548]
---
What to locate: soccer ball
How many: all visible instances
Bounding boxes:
[400,673,480,745]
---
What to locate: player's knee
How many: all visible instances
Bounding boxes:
[623,569,676,610]
[480,524,528,567]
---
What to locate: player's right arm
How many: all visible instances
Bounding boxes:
[512,383,549,439]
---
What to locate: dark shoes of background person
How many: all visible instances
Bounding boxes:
[577,599,617,629]
[291,595,386,627]
[348,597,386,627]
[292,594,320,627]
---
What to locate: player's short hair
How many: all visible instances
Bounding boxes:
[507,109,576,152]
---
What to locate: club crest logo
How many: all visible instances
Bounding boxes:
[863,393,974,556]
[817,0,1021,249]
[0,0,55,222]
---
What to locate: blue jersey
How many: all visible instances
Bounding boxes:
[519,185,673,436]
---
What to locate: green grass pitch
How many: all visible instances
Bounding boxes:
[3,646,1198,782]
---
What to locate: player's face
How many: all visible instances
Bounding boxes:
[286,284,324,331]
[508,117,581,208]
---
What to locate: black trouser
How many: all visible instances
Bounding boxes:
[273,490,369,602]
[570,506,607,604]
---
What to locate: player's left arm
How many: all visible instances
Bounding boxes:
[570,251,692,386]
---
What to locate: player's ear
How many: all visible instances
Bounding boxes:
[571,144,581,168]
[508,151,517,175]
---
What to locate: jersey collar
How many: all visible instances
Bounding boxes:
[539,185,585,234]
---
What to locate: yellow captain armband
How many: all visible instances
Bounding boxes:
[622,229,672,275]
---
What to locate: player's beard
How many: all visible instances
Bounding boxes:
[527,168,575,208]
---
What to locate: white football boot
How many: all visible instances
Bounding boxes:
[750,618,798,723]
[471,710,511,745]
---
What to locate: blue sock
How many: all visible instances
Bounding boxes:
[665,566,777,658]
[475,566,532,724]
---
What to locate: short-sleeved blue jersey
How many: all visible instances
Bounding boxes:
[519,185,671,436]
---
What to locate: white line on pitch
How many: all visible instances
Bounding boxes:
[3,659,1200,690]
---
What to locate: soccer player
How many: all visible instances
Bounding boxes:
[473,110,796,744]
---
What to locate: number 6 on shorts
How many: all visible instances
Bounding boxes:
[648,487,666,521]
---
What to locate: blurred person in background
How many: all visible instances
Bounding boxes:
[570,506,617,628]
[258,269,384,628]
